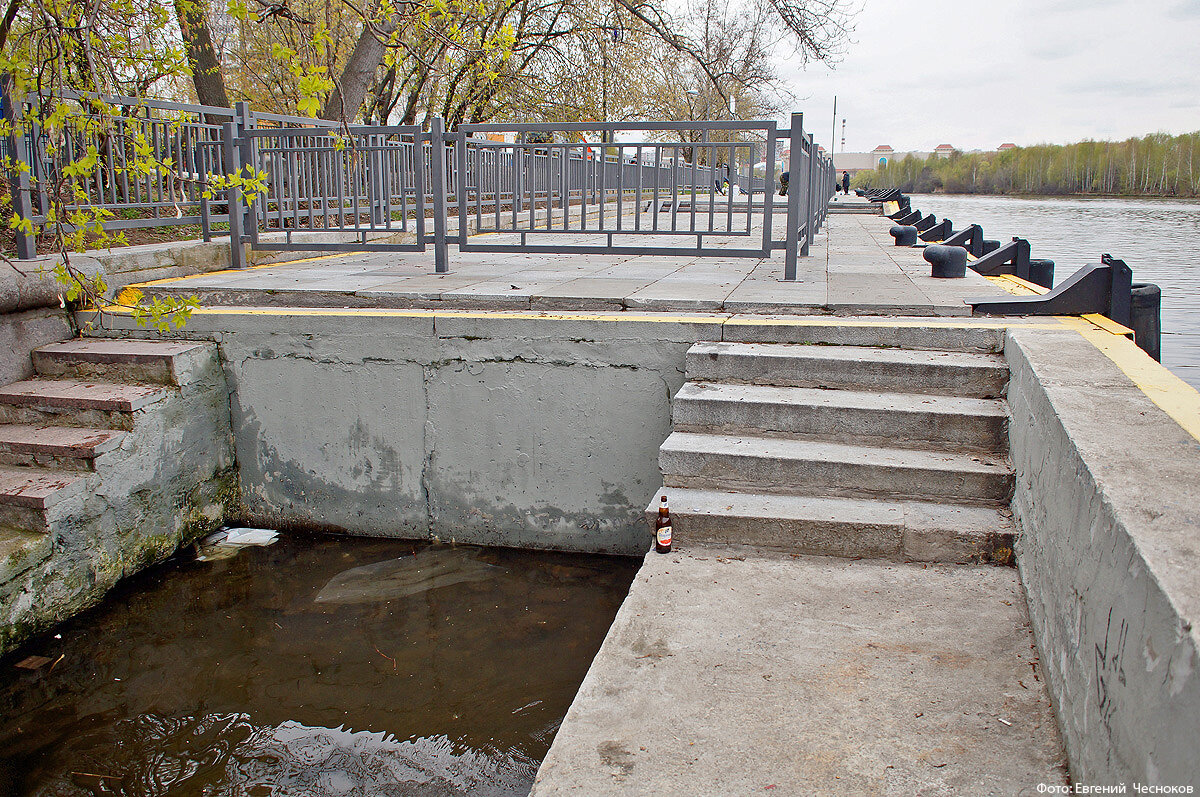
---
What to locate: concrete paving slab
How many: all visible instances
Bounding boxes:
[531,548,1067,796]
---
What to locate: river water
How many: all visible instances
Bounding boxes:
[908,194,1200,391]
[0,536,639,796]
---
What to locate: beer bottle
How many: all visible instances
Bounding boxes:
[654,494,672,553]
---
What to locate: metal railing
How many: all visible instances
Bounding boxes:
[455,120,777,259]
[3,87,835,279]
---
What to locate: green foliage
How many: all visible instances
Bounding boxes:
[854,132,1200,197]
[1,0,213,327]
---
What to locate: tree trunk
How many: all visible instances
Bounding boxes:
[321,15,399,122]
[174,0,230,108]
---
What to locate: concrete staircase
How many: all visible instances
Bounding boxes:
[0,339,234,653]
[651,338,1017,563]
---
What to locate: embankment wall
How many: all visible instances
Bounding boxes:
[150,310,721,554]
[1007,328,1200,787]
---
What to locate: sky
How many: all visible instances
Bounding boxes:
[776,0,1200,154]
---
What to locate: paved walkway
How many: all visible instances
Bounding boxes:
[134,215,1009,316]
[531,548,1068,795]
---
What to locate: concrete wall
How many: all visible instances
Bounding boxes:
[1006,328,1200,787]
[0,261,76,384]
[159,311,721,554]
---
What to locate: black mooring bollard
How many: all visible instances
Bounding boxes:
[981,239,1001,255]
[1130,283,1162,361]
[924,244,968,278]
[1028,259,1055,289]
[890,224,918,246]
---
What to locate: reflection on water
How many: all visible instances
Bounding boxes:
[0,536,639,796]
[909,194,1200,390]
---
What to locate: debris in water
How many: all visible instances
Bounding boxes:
[14,655,53,670]
[315,547,502,604]
[197,527,280,562]
[511,700,543,715]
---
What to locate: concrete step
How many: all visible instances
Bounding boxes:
[686,341,1008,398]
[33,339,212,386]
[0,465,86,510]
[0,379,172,430]
[659,431,1013,504]
[646,487,1016,564]
[672,382,1007,453]
[721,321,1007,352]
[0,424,127,470]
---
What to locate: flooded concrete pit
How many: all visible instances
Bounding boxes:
[0,534,640,796]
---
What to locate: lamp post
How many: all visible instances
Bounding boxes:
[600,8,623,145]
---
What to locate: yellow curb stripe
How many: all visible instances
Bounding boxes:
[1063,319,1200,442]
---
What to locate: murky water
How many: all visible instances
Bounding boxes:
[0,536,640,796]
[908,194,1200,391]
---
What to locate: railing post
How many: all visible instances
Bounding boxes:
[233,100,255,260]
[221,121,245,269]
[801,133,815,257]
[429,116,450,273]
[783,112,804,280]
[2,75,36,260]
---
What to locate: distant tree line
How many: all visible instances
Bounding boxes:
[852,132,1200,197]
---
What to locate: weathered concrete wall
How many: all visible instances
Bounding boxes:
[100,311,722,553]
[220,312,722,553]
[1006,328,1200,788]
[1,259,77,384]
[0,307,73,385]
[0,344,237,654]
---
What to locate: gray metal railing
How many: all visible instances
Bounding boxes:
[3,88,834,279]
[454,119,777,258]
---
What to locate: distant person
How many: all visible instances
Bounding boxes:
[779,171,789,196]
[842,171,850,194]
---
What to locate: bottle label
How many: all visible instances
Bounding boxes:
[656,525,672,546]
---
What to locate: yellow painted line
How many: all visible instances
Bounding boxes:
[96,304,727,324]
[1082,313,1134,338]
[985,274,1046,296]
[268,251,367,265]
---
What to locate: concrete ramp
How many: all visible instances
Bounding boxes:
[531,549,1067,795]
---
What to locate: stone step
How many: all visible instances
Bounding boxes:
[686,341,1008,397]
[659,431,1013,504]
[646,487,1016,564]
[0,379,172,430]
[0,424,127,470]
[33,339,211,386]
[672,382,1007,453]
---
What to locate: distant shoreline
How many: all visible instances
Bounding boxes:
[903,191,1200,203]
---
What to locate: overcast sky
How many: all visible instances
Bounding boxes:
[776,0,1200,153]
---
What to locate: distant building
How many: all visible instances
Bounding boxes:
[832,141,1014,176]
[833,145,932,176]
